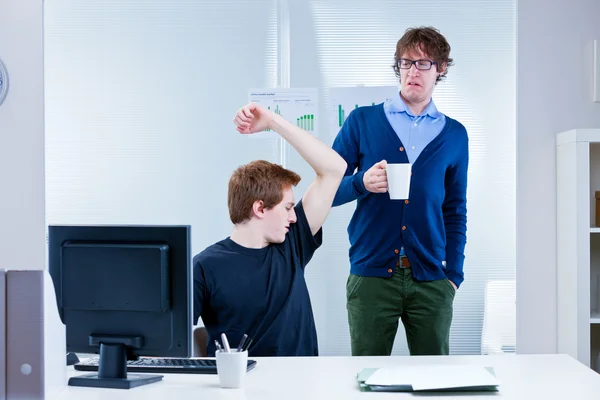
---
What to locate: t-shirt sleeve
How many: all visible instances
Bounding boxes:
[287,199,323,269]
[193,256,208,325]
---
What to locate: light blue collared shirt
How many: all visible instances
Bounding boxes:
[383,92,446,256]
[383,91,446,164]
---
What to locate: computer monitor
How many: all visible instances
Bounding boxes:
[48,225,192,389]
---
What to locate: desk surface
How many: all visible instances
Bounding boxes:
[56,354,600,399]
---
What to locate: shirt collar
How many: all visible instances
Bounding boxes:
[387,91,443,119]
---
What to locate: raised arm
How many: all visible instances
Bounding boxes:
[234,103,346,235]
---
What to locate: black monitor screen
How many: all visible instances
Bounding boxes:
[48,225,191,389]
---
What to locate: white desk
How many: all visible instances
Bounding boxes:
[56,354,600,399]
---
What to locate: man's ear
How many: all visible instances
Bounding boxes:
[252,200,266,219]
[437,62,447,77]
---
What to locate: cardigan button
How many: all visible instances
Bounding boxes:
[387,268,393,273]
[404,200,409,204]
[394,249,399,254]
[399,147,404,151]
[402,226,407,231]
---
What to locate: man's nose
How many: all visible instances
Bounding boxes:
[407,63,420,76]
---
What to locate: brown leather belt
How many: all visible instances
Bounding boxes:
[396,256,411,268]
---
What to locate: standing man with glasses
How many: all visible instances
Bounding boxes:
[331,26,468,356]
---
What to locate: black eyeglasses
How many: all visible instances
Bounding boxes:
[397,58,437,71]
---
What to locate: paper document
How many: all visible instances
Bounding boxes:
[364,365,501,391]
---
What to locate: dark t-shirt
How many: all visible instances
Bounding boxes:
[193,200,322,356]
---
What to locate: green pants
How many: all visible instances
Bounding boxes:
[346,266,455,356]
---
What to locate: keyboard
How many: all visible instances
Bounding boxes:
[74,357,257,375]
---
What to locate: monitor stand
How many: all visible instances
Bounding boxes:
[69,341,163,389]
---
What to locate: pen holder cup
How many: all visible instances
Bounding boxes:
[216,349,248,389]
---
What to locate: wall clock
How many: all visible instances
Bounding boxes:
[0,58,9,106]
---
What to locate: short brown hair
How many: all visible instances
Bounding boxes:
[393,26,454,83]
[228,160,301,224]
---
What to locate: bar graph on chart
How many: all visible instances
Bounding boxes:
[268,104,282,115]
[296,114,314,131]
[329,86,398,134]
[249,89,318,138]
[336,103,377,127]
[262,104,283,132]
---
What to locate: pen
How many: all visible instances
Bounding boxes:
[214,340,223,352]
[221,333,231,353]
[242,337,253,352]
[236,334,248,352]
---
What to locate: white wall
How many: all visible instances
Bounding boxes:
[290,0,516,355]
[0,0,45,271]
[517,0,600,353]
[3,0,600,355]
[44,0,517,356]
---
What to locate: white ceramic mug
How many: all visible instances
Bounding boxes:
[386,163,412,200]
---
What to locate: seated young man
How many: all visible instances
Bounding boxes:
[193,102,346,357]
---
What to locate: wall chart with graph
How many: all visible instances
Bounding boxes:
[329,86,398,135]
[248,88,318,139]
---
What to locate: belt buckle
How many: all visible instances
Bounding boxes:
[397,255,410,268]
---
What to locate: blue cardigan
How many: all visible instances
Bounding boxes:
[332,104,468,288]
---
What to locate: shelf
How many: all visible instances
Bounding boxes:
[557,129,600,368]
